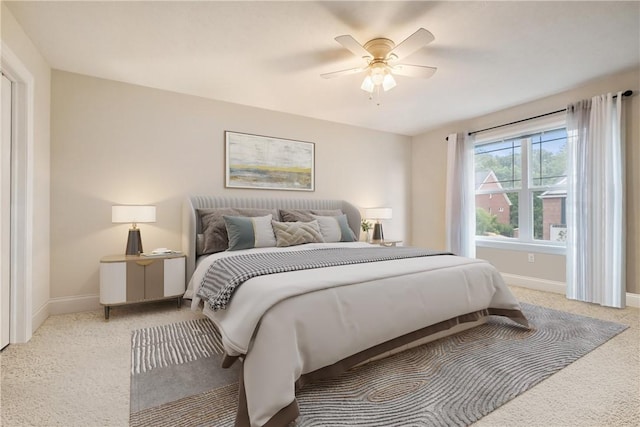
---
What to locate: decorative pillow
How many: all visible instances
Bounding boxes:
[271,220,325,247]
[198,208,278,254]
[279,209,344,223]
[223,214,276,251]
[311,214,356,243]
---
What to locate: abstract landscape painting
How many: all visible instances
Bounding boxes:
[225,131,315,191]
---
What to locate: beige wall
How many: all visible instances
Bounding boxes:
[475,248,566,283]
[50,70,411,304]
[411,67,640,294]
[1,4,51,331]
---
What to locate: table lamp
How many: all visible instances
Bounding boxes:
[364,208,392,242]
[112,205,156,255]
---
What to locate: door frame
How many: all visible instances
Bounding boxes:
[1,41,35,343]
[1,72,12,349]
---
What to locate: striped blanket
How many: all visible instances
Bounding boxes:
[197,247,451,310]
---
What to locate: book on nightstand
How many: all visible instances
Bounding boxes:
[140,249,182,257]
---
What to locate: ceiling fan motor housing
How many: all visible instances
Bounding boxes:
[363,38,396,60]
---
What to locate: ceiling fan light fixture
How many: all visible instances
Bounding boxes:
[360,75,375,93]
[363,63,396,93]
[382,73,396,91]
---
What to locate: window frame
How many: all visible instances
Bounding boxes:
[473,114,567,255]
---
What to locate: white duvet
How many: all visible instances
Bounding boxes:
[187,242,527,427]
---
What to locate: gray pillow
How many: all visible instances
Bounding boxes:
[279,209,344,223]
[271,220,325,247]
[198,208,279,254]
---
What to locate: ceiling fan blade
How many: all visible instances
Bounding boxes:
[388,28,435,61]
[390,64,437,79]
[335,35,373,60]
[320,66,368,79]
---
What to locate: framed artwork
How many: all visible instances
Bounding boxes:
[225,131,315,191]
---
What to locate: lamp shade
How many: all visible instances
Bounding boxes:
[361,75,375,93]
[364,208,392,220]
[382,73,396,91]
[112,205,156,224]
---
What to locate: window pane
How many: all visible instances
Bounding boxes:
[531,128,567,187]
[534,190,566,243]
[475,139,521,190]
[476,192,519,238]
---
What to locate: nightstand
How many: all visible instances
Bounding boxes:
[99,253,186,319]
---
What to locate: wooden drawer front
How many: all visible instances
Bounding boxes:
[126,261,145,301]
[144,259,165,300]
[125,259,165,302]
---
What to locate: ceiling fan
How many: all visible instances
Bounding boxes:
[321,28,437,102]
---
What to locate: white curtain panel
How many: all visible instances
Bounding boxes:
[566,92,625,308]
[445,132,476,258]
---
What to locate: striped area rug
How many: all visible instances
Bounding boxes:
[130,303,628,427]
[130,318,224,374]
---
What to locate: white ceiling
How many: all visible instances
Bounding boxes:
[5,1,640,136]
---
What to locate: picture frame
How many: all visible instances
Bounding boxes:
[225,131,315,191]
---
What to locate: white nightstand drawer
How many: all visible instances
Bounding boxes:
[100,261,126,304]
[164,257,186,297]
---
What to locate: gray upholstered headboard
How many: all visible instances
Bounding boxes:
[182,196,362,279]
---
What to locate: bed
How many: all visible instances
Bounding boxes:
[182,196,529,427]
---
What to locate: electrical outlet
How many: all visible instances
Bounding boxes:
[528,253,535,263]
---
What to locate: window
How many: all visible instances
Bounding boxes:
[474,127,567,250]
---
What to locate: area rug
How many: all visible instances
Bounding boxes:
[129,303,628,427]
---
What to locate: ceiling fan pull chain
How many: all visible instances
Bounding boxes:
[374,86,382,107]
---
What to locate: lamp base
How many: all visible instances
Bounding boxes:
[372,223,384,242]
[125,229,143,255]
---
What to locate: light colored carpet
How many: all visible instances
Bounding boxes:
[1,287,639,427]
[128,303,628,427]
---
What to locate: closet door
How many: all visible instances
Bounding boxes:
[1,74,12,350]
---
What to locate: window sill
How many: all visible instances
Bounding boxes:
[475,238,566,255]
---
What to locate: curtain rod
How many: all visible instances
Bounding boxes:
[445,89,633,140]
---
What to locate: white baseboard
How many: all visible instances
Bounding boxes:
[31,302,49,333]
[501,273,566,295]
[501,273,640,308]
[48,294,101,315]
[626,292,640,308]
